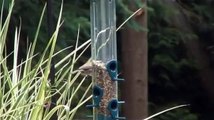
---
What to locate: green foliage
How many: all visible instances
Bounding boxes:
[0,1,92,119]
[4,0,90,59]
[146,0,205,119]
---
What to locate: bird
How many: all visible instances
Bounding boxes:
[78,60,106,76]
[78,60,94,76]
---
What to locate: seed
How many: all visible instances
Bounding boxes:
[91,60,117,116]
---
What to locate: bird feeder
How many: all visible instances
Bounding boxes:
[88,0,125,120]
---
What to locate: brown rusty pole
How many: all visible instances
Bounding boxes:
[121,0,148,119]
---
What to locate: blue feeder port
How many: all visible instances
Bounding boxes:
[106,60,124,81]
[107,99,126,120]
[86,85,103,108]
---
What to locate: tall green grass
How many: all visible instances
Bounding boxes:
[0,0,92,119]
